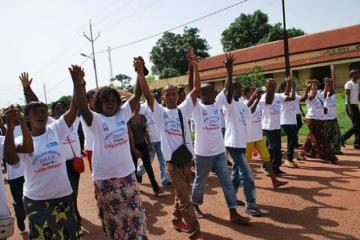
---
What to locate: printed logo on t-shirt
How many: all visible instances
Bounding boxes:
[238,108,247,126]
[252,110,262,124]
[103,123,109,132]
[104,124,128,149]
[164,120,182,136]
[32,143,62,174]
[270,100,281,115]
[202,109,220,131]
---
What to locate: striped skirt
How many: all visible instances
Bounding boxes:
[94,173,147,240]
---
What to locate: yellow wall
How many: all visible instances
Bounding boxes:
[334,63,350,89]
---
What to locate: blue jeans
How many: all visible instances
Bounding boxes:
[226,147,257,208]
[137,141,170,185]
[192,153,238,209]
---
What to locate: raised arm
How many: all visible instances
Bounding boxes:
[128,58,143,112]
[136,57,155,111]
[224,52,235,104]
[300,80,312,102]
[19,72,39,103]
[63,89,78,128]
[248,89,264,113]
[283,78,296,102]
[187,48,194,91]
[0,115,6,136]
[70,65,93,126]
[188,52,200,104]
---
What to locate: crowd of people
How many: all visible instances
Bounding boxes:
[0,48,359,240]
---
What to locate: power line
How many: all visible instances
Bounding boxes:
[47,58,89,93]
[96,0,250,54]
[99,0,162,32]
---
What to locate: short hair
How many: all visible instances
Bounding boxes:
[93,86,121,114]
[243,85,254,97]
[350,69,359,78]
[86,89,96,100]
[51,100,68,114]
[162,84,177,94]
[24,101,47,116]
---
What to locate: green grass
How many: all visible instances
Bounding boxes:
[297,93,353,144]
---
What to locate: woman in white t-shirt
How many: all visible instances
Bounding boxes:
[301,80,338,164]
[4,99,80,240]
[71,62,147,239]
[322,78,342,154]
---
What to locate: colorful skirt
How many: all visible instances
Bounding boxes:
[304,119,337,162]
[24,195,80,240]
[324,119,342,154]
[94,173,147,240]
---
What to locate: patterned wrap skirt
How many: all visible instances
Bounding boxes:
[94,173,147,240]
[24,195,80,240]
[304,119,337,162]
[324,119,342,154]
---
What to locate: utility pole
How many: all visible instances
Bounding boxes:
[43,83,47,105]
[107,46,114,83]
[282,0,291,77]
[83,19,100,88]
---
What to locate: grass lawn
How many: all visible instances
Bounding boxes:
[295,93,354,144]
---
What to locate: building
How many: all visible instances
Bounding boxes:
[149,24,360,91]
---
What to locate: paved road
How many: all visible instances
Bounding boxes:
[5,147,360,240]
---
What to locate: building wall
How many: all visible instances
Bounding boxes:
[334,63,350,89]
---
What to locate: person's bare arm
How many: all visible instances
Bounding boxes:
[17,112,33,153]
[19,72,39,103]
[189,53,200,104]
[135,57,155,111]
[128,58,142,113]
[248,89,263,113]
[128,123,141,158]
[187,48,194,91]
[300,80,311,102]
[63,90,78,128]
[70,65,93,126]
[224,53,235,104]
[284,78,296,102]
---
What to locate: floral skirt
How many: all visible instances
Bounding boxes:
[324,119,342,154]
[304,119,337,162]
[94,173,147,240]
[24,195,80,240]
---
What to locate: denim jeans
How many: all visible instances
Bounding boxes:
[137,141,170,185]
[226,147,257,208]
[263,129,282,171]
[192,153,238,209]
[282,124,298,161]
[7,176,26,232]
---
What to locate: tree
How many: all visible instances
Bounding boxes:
[221,10,305,51]
[236,66,266,88]
[111,73,133,92]
[150,27,210,79]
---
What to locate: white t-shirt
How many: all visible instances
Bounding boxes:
[280,93,299,125]
[217,92,251,148]
[0,137,9,216]
[81,117,93,151]
[192,99,225,156]
[20,117,73,200]
[88,102,135,180]
[5,126,24,180]
[243,99,264,142]
[259,93,285,130]
[323,93,337,120]
[220,110,226,129]
[344,80,359,105]
[306,96,324,120]
[61,118,81,160]
[140,103,161,143]
[152,95,195,161]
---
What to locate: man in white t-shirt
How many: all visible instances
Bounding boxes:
[189,54,250,225]
[259,78,295,175]
[341,69,360,149]
[140,50,204,240]
[136,96,171,186]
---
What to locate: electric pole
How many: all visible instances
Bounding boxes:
[107,46,114,83]
[43,83,47,105]
[83,19,100,88]
[282,0,291,77]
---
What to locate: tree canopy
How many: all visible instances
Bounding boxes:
[150,27,210,79]
[221,10,305,52]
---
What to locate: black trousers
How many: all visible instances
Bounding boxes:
[66,159,81,227]
[341,104,360,147]
[132,142,159,192]
[7,176,26,232]
[282,124,298,161]
[263,129,282,171]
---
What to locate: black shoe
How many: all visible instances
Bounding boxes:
[274,169,287,176]
[137,175,143,183]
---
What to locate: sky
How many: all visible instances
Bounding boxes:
[1,0,360,108]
